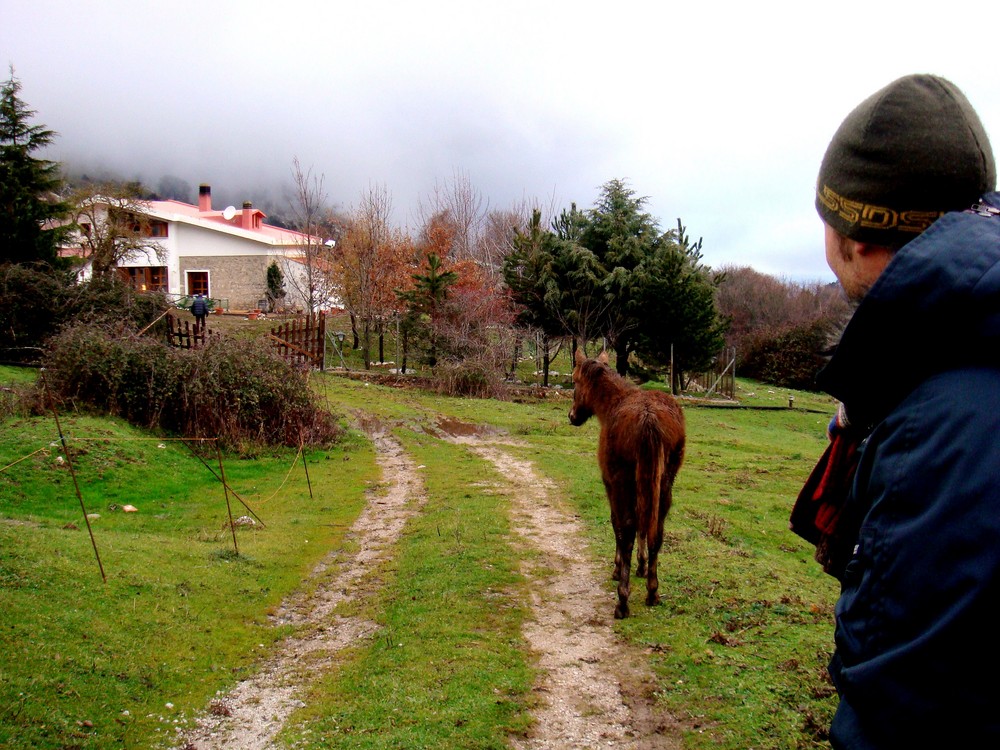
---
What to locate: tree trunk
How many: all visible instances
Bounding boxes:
[543,334,551,388]
[615,340,629,376]
[362,318,371,370]
[349,312,360,350]
[509,335,521,380]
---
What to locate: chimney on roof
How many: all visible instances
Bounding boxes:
[199,184,212,212]
[242,201,254,230]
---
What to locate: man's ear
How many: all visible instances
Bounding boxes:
[853,241,896,275]
[853,241,894,259]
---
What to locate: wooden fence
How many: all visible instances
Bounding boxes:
[165,312,326,369]
[268,313,327,370]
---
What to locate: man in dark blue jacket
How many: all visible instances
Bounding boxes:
[191,292,209,333]
[792,75,999,747]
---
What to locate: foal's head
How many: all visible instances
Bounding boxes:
[569,349,610,426]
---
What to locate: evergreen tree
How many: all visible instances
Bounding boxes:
[503,209,567,385]
[578,179,663,374]
[547,180,727,385]
[634,220,728,391]
[266,260,286,310]
[537,201,608,354]
[0,69,70,266]
[398,253,458,367]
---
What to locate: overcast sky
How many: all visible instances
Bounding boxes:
[3,1,998,282]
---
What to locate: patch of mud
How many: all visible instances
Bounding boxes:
[433,416,504,439]
[175,425,425,750]
[446,434,684,749]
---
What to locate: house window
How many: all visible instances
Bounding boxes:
[118,266,168,293]
[149,221,168,237]
[186,271,209,297]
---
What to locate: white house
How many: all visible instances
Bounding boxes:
[109,184,322,311]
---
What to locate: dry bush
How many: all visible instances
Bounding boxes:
[434,354,511,399]
[42,323,341,451]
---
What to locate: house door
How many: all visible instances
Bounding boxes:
[186,271,209,298]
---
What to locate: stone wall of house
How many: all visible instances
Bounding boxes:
[180,256,270,310]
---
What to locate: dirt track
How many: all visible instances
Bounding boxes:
[176,418,683,749]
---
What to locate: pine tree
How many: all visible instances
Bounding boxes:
[578,179,663,374]
[0,69,70,265]
[634,220,728,390]
[398,253,458,368]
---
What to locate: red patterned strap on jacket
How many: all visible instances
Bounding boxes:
[790,405,865,578]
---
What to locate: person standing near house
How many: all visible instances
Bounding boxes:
[191,292,209,333]
[790,74,1000,747]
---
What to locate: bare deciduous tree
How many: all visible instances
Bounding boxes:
[715,265,850,352]
[417,169,488,264]
[332,183,413,368]
[282,158,341,313]
[480,204,535,282]
[70,181,165,280]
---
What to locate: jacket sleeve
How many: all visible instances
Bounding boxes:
[830,368,1000,747]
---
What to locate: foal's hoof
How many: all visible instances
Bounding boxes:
[646,592,661,607]
[614,603,630,619]
[635,562,647,577]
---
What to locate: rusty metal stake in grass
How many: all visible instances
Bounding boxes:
[213,440,239,555]
[40,371,107,583]
[299,439,313,500]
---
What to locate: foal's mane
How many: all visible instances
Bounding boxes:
[578,356,635,403]
[582,356,630,385]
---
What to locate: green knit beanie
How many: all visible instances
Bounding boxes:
[817,74,996,248]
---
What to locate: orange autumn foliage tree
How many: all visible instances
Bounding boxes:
[399,214,516,393]
[331,184,414,369]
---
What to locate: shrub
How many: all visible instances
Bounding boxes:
[0,381,41,421]
[171,335,341,449]
[45,323,184,429]
[64,275,170,331]
[42,323,341,451]
[0,266,170,364]
[0,263,70,364]
[435,356,510,399]
[739,319,836,390]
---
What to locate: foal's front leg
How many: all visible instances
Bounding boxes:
[606,477,627,582]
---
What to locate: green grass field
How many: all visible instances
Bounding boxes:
[1,363,840,748]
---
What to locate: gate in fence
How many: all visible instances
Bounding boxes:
[685,346,737,400]
[165,313,216,349]
[268,313,327,370]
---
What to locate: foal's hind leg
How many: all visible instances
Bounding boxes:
[645,480,674,606]
[644,524,663,607]
[613,520,636,619]
[635,535,648,578]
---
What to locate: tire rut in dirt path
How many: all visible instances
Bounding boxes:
[175,425,424,750]
[446,435,684,750]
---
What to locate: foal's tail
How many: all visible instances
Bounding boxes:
[635,423,667,543]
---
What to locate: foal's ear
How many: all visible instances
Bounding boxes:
[597,350,610,365]
[574,348,586,366]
